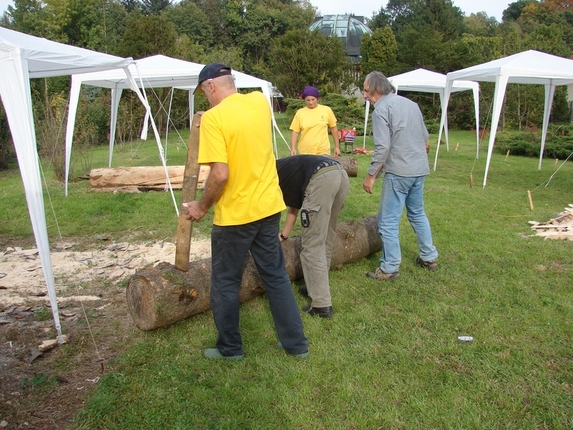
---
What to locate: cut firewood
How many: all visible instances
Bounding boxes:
[529,205,573,240]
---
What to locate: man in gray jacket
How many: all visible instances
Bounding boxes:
[362,71,438,280]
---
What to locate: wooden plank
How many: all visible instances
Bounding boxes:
[174,113,202,271]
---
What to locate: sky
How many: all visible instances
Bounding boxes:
[308,0,507,21]
[0,0,10,15]
[0,0,507,22]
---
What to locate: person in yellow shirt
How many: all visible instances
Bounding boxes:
[290,86,341,157]
[184,63,309,361]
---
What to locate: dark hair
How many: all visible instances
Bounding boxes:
[365,71,395,96]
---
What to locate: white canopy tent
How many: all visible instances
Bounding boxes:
[387,69,480,170]
[361,68,480,160]
[65,55,206,198]
[438,50,573,187]
[65,55,282,196]
[0,27,158,341]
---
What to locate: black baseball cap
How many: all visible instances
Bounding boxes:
[194,63,232,94]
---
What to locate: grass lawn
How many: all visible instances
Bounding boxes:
[1,115,573,429]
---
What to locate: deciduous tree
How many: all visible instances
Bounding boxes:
[268,29,346,98]
[116,12,178,58]
[360,26,398,75]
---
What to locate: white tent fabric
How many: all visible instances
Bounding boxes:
[66,55,282,196]
[0,27,141,341]
[387,69,480,169]
[438,50,573,187]
[65,55,205,197]
[361,69,479,160]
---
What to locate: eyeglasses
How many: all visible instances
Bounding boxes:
[362,88,370,94]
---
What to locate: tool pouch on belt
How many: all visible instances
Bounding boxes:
[300,209,310,228]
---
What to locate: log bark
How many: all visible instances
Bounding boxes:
[335,156,358,177]
[89,157,356,190]
[175,112,201,271]
[127,216,380,330]
[89,165,210,190]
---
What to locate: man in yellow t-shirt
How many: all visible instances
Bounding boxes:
[184,63,308,361]
[290,86,340,157]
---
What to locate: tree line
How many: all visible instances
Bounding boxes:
[1,0,572,173]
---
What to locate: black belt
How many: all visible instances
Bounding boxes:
[310,164,342,180]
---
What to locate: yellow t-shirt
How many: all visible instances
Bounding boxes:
[198,91,286,226]
[289,104,337,155]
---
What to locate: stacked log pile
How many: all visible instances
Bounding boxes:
[529,204,573,240]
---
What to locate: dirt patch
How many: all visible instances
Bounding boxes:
[0,239,210,429]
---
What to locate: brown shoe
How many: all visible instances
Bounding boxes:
[366,268,399,280]
[416,257,438,271]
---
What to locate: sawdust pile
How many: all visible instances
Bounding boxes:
[0,239,211,307]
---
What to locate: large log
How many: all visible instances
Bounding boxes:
[89,165,210,190]
[127,216,380,330]
[89,157,357,191]
[335,156,358,177]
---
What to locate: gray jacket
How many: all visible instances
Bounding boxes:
[367,93,430,178]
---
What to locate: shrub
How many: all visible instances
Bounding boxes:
[495,124,573,160]
[424,118,441,134]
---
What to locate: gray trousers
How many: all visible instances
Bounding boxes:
[300,165,350,308]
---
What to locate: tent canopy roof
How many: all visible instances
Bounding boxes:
[388,68,479,94]
[0,27,133,78]
[74,54,205,89]
[446,50,573,85]
[74,54,273,93]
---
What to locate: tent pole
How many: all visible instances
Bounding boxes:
[539,83,556,170]
[482,75,508,188]
[2,56,63,340]
[434,80,452,171]
[126,66,179,215]
[165,87,175,160]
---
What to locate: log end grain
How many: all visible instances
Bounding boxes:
[126,274,158,331]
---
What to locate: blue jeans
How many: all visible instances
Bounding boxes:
[377,173,438,274]
[210,212,308,356]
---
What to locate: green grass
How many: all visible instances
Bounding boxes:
[2,117,573,429]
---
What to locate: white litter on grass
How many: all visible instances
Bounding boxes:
[458,336,474,342]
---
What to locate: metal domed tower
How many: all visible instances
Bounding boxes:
[309,14,372,61]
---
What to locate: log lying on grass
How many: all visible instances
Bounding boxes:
[126,215,380,330]
[89,165,210,190]
[89,157,357,192]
